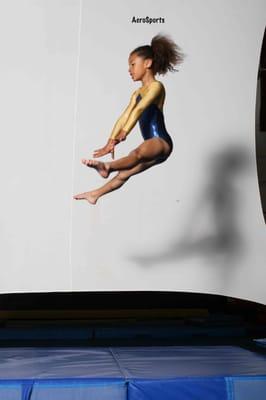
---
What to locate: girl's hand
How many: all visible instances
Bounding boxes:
[93,138,118,159]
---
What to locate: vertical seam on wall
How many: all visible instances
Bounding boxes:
[69,0,83,290]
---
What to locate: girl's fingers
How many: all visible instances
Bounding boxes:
[93,143,115,158]
[93,148,108,158]
[93,147,105,155]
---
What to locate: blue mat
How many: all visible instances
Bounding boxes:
[0,346,265,399]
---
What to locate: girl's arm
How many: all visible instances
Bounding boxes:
[122,81,162,136]
[93,90,137,158]
[93,82,162,158]
[109,90,137,140]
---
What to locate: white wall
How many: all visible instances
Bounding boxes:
[0,0,265,304]
[0,0,79,292]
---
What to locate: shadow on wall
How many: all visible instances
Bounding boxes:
[128,143,251,269]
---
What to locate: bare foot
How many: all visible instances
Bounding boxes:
[82,159,110,178]
[73,191,98,205]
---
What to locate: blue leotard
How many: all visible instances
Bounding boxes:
[136,92,173,149]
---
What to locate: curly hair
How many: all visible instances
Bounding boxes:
[130,33,186,75]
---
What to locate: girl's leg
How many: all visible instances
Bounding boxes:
[73,157,164,204]
[82,138,171,179]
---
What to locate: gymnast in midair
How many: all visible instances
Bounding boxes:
[74,33,185,204]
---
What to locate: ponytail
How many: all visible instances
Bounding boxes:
[131,33,186,76]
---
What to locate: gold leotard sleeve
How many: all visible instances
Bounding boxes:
[122,81,163,134]
[109,81,163,139]
[109,90,137,140]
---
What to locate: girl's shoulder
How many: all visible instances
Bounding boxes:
[136,80,164,93]
[154,79,164,86]
[150,80,165,96]
[152,80,165,88]
[131,80,165,100]
[149,80,165,95]
[147,80,164,89]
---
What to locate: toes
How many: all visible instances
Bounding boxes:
[82,159,94,166]
[73,193,85,199]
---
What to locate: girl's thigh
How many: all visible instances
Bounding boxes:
[118,158,161,180]
[134,138,171,162]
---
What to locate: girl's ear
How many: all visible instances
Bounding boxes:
[144,58,153,69]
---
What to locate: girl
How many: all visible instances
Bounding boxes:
[74,33,185,204]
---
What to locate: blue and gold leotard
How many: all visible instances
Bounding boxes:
[109,80,173,149]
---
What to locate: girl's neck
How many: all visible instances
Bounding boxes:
[141,75,156,88]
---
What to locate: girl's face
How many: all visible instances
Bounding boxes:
[128,53,153,81]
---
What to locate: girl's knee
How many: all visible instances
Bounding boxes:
[130,148,144,161]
